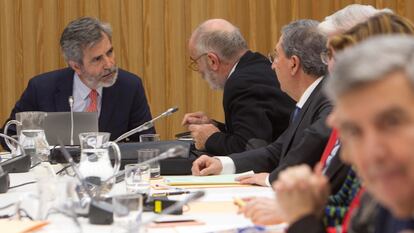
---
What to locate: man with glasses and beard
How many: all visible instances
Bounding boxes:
[183,18,294,156]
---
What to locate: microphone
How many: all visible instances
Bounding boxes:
[102,145,188,185]
[115,107,178,142]
[68,96,74,146]
[141,191,205,226]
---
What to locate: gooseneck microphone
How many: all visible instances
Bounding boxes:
[115,107,179,143]
[68,96,74,146]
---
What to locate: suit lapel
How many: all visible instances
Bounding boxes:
[281,78,324,155]
[54,68,74,112]
[99,84,120,131]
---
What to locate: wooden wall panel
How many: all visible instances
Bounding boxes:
[1,0,414,145]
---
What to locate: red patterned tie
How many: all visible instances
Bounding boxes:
[86,89,98,112]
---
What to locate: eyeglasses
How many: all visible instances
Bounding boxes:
[189,53,208,71]
[320,49,335,65]
[268,51,278,64]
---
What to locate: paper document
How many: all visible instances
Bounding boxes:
[164,171,254,186]
[0,220,48,233]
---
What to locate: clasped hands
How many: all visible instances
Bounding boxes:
[181,111,220,150]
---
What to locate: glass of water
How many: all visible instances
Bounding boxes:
[124,164,150,195]
[137,149,160,178]
[139,134,160,142]
[112,194,143,233]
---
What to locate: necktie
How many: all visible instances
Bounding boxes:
[86,89,98,112]
[320,128,339,170]
[291,106,301,123]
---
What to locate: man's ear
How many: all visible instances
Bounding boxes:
[206,52,220,71]
[68,61,82,75]
[290,55,300,76]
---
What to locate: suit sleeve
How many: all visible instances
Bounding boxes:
[268,99,332,183]
[287,215,327,233]
[228,131,286,173]
[205,76,291,155]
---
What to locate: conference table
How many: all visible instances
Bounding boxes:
[0,164,287,233]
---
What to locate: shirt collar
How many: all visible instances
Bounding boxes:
[73,73,103,99]
[227,61,239,79]
[296,76,323,109]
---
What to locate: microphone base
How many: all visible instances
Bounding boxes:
[0,172,10,193]
[0,155,31,173]
[89,198,113,225]
[50,146,81,164]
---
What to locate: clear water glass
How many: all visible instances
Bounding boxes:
[112,194,143,233]
[138,148,160,178]
[124,164,150,195]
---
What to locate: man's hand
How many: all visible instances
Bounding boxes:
[188,124,220,150]
[238,197,285,225]
[191,155,223,176]
[273,164,329,224]
[181,111,212,126]
[235,173,269,186]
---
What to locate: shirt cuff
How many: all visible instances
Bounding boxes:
[265,174,271,187]
[215,156,235,174]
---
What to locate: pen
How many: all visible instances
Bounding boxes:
[233,197,246,207]
[152,190,191,197]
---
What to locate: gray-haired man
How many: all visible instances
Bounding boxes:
[277,35,414,233]
[182,18,294,156]
[1,17,154,148]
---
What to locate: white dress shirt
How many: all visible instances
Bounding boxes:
[217,77,324,186]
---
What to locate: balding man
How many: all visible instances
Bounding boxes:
[182,19,294,156]
[191,20,332,186]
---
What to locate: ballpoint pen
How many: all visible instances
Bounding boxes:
[152,190,191,197]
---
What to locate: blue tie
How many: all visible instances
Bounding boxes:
[292,107,301,123]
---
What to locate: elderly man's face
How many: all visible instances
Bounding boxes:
[336,72,414,218]
[188,41,224,90]
[76,33,118,89]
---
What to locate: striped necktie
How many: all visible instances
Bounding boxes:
[86,89,98,112]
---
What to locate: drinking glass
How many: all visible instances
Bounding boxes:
[124,164,150,195]
[139,134,160,142]
[112,194,143,233]
[138,148,160,178]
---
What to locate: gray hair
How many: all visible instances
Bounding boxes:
[192,19,248,62]
[318,4,393,36]
[325,35,414,101]
[281,19,327,77]
[60,17,112,64]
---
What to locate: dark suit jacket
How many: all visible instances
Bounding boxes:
[229,78,332,183]
[324,148,351,195]
[205,51,295,156]
[1,67,154,148]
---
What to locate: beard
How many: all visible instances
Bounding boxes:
[81,66,119,89]
[203,69,224,90]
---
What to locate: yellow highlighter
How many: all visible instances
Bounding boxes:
[233,197,246,208]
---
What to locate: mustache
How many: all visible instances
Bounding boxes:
[102,66,118,77]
